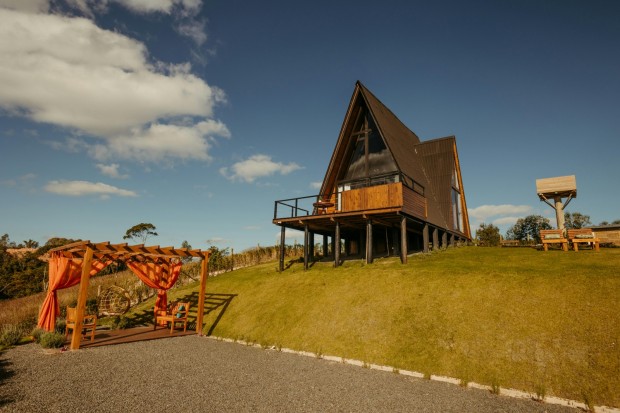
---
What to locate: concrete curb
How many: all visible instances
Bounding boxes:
[204,335,619,413]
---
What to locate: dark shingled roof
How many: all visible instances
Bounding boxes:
[320,81,470,237]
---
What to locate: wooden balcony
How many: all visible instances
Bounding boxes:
[274,182,426,221]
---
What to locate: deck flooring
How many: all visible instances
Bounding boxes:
[68,325,196,349]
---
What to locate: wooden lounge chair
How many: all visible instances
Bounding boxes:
[65,307,98,342]
[154,302,190,334]
[567,228,600,251]
[540,229,568,251]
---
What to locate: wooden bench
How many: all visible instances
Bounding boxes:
[500,239,520,247]
[540,229,568,252]
[567,228,600,252]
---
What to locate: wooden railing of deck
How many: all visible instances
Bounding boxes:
[338,182,426,218]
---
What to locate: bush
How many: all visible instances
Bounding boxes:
[31,327,46,343]
[39,332,66,348]
[55,319,66,334]
[0,323,24,347]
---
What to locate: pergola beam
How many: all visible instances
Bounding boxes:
[71,246,93,350]
[45,240,211,350]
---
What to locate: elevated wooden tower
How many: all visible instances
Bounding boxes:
[536,175,577,231]
[273,81,471,269]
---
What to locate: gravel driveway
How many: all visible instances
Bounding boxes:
[0,336,576,412]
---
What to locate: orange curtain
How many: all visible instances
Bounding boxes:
[37,254,110,331]
[126,259,182,318]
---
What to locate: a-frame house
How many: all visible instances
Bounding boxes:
[274,81,471,269]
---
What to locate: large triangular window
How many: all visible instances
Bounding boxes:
[342,109,397,183]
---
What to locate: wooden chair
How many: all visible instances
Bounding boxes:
[65,307,98,342]
[567,229,600,251]
[154,302,190,334]
[540,229,568,251]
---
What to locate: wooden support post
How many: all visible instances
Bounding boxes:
[442,232,448,249]
[423,223,429,253]
[279,226,285,272]
[366,219,373,264]
[196,257,209,335]
[450,233,455,247]
[334,222,341,267]
[71,246,93,350]
[400,216,407,264]
[432,227,439,251]
[323,234,328,258]
[303,224,309,270]
[392,228,399,258]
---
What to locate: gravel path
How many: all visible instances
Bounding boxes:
[0,336,576,412]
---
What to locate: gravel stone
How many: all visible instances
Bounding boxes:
[0,336,577,412]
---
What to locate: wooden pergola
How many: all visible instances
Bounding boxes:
[46,240,210,350]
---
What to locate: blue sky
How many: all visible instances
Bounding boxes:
[1,0,619,251]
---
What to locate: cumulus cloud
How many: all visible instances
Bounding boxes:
[0,4,226,165]
[0,0,49,13]
[274,228,305,244]
[310,181,322,190]
[468,204,532,221]
[468,204,534,230]
[220,154,302,183]
[45,180,137,198]
[96,163,128,179]
[90,120,230,163]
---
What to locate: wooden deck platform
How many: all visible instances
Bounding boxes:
[69,326,196,349]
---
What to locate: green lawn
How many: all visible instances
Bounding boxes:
[129,246,620,408]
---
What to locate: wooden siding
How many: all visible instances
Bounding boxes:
[591,226,620,246]
[341,182,403,212]
[402,185,427,218]
[536,175,576,195]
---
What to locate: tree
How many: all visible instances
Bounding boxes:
[180,240,193,264]
[613,219,620,225]
[0,233,15,248]
[564,212,592,229]
[475,223,501,247]
[506,215,552,242]
[123,223,158,244]
[22,239,39,248]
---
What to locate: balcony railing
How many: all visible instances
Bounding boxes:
[274,175,427,221]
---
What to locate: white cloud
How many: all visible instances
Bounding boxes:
[111,0,201,14]
[468,204,532,221]
[0,0,48,13]
[44,180,137,198]
[96,163,128,179]
[0,6,226,164]
[492,216,521,226]
[176,18,207,45]
[310,181,322,190]
[274,228,305,244]
[205,237,226,245]
[220,154,302,183]
[90,120,230,163]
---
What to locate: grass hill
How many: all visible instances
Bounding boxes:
[127,246,620,408]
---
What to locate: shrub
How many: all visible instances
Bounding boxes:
[39,332,66,348]
[0,323,24,347]
[31,327,46,343]
[55,319,66,334]
[117,316,131,329]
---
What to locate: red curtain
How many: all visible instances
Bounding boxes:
[126,259,182,319]
[37,254,110,331]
